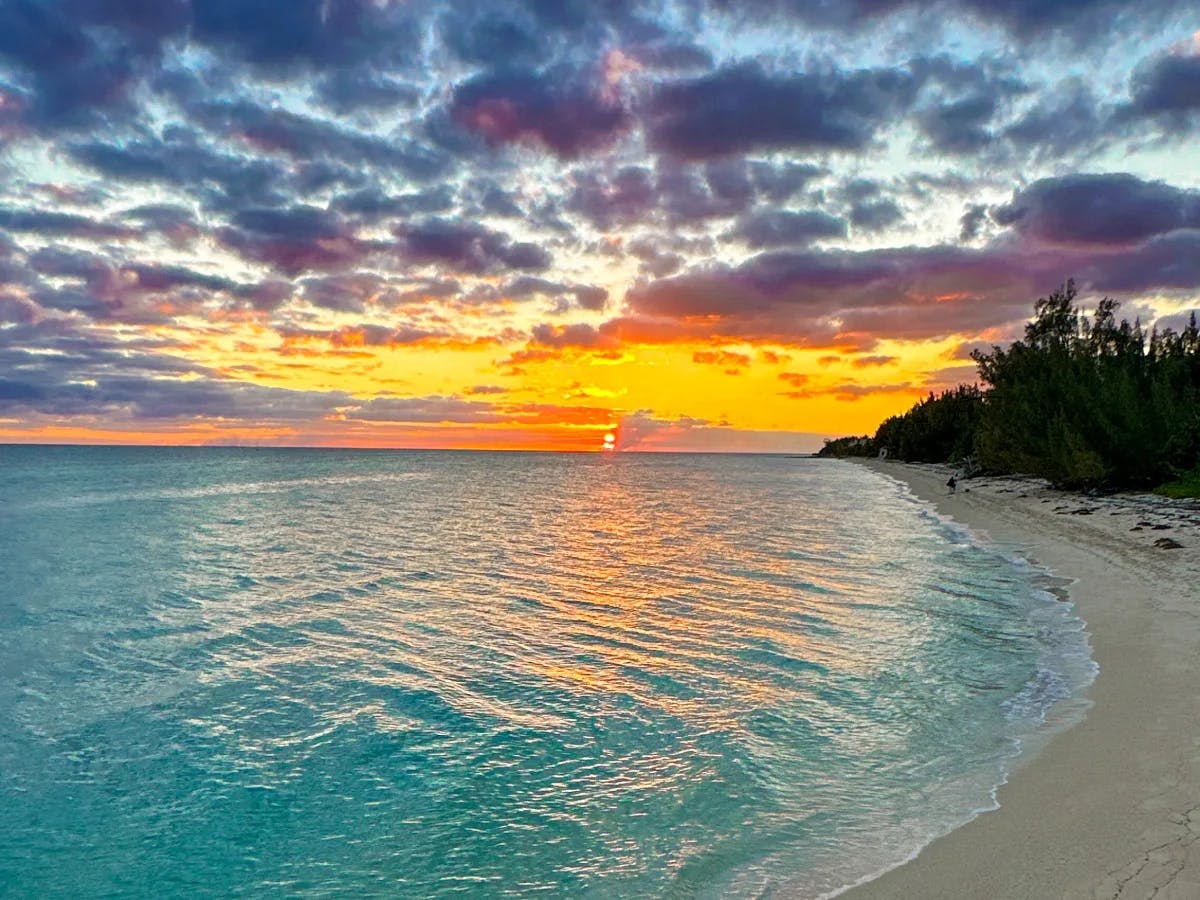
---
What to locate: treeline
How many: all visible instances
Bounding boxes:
[820,281,1200,490]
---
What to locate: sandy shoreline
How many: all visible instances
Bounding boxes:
[843,459,1200,900]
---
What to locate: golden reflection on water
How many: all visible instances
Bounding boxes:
[165,453,974,769]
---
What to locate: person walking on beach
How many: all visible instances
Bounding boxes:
[946,475,957,494]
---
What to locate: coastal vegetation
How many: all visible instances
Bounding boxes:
[821,281,1200,494]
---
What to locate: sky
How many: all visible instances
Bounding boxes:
[0,1,1198,452]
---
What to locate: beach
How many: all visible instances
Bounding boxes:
[845,460,1200,900]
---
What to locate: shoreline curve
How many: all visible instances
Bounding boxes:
[838,459,1200,900]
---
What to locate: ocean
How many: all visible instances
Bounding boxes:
[0,446,1095,897]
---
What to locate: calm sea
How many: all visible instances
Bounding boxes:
[0,447,1094,898]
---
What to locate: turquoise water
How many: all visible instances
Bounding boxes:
[0,447,1094,897]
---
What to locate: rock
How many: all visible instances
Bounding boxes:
[1154,538,1184,549]
[1151,524,1172,530]
[1131,526,1144,532]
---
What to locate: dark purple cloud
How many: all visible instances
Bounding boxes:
[731,210,848,248]
[190,100,451,182]
[68,133,289,208]
[850,199,904,232]
[398,219,552,274]
[750,162,824,202]
[530,322,609,348]
[441,9,544,67]
[450,69,632,159]
[619,219,1200,345]
[191,0,419,71]
[219,206,370,275]
[959,203,990,242]
[314,68,421,114]
[0,0,168,129]
[918,94,997,153]
[645,62,921,159]
[567,167,656,228]
[1082,230,1200,292]
[1002,80,1106,160]
[993,173,1200,245]
[334,186,457,222]
[1124,51,1200,130]
[504,277,608,311]
[656,161,755,222]
[0,208,135,239]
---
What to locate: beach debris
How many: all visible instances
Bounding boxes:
[1153,537,1184,549]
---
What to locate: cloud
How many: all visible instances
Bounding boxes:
[849,199,904,232]
[218,206,370,274]
[993,173,1200,245]
[708,0,1194,42]
[852,354,897,367]
[504,276,608,311]
[692,349,752,368]
[345,395,504,424]
[655,160,756,222]
[917,93,998,154]
[567,166,656,228]
[960,203,990,241]
[620,221,1200,346]
[1003,79,1107,160]
[750,162,824,202]
[450,68,632,159]
[645,62,921,159]
[530,322,612,349]
[613,409,832,452]
[0,0,1197,448]
[68,133,289,208]
[314,68,422,114]
[730,209,848,248]
[626,41,713,72]
[190,0,420,71]
[1122,48,1200,132]
[0,0,178,130]
[0,207,135,240]
[398,219,552,274]
[440,9,544,67]
[189,98,451,182]
[781,380,920,401]
[1153,309,1200,333]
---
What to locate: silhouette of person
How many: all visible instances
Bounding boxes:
[946,475,957,494]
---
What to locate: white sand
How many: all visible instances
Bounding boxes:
[842,460,1200,900]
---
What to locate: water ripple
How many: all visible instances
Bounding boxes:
[0,447,1094,898]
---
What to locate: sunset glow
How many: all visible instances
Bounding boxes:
[1,2,1197,451]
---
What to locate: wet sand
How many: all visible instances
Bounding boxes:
[844,460,1200,900]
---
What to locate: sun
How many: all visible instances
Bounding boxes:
[602,431,617,451]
